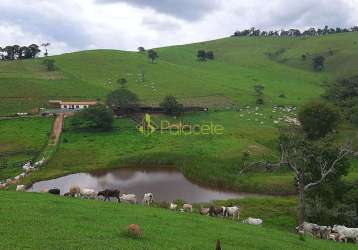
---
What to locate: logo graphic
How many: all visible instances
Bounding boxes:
[138,114,157,135]
[138,113,224,136]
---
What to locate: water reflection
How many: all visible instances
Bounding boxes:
[28,167,254,203]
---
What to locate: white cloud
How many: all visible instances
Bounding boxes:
[0,0,357,55]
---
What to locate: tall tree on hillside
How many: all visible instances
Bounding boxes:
[279,127,353,227]
[147,49,158,63]
[41,42,50,57]
[29,44,41,58]
[106,88,138,114]
[4,46,14,60]
[254,84,265,105]
[298,101,340,139]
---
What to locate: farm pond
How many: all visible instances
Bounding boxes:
[27,167,258,203]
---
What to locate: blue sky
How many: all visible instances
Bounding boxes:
[0,0,357,55]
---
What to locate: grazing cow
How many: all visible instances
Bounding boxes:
[69,185,81,197]
[329,233,341,241]
[16,185,25,191]
[318,226,331,240]
[40,188,49,193]
[243,217,263,225]
[296,222,320,237]
[224,206,240,220]
[332,225,358,243]
[142,193,154,205]
[48,188,60,195]
[64,192,73,197]
[34,157,45,167]
[169,203,178,210]
[209,206,224,217]
[80,188,97,199]
[183,204,193,212]
[120,194,137,204]
[0,183,6,189]
[98,189,121,202]
[200,207,210,216]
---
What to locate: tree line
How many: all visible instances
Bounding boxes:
[233,25,358,37]
[0,43,50,60]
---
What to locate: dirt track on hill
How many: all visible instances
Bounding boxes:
[49,114,64,146]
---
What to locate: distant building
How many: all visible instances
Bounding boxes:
[48,100,97,110]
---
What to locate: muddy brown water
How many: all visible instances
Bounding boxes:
[27,167,258,203]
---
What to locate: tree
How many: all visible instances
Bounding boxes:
[41,42,50,57]
[298,101,340,139]
[279,127,353,226]
[147,49,158,63]
[138,47,145,53]
[71,105,114,130]
[325,76,358,119]
[106,88,138,114]
[29,44,41,58]
[160,95,184,115]
[197,50,206,61]
[312,55,325,71]
[117,78,127,88]
[254,84,265,105]
[42,59,56,71]
[206,51,214,60]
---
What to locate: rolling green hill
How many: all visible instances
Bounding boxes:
[0,191,356,250]
[1,32,358,192]
[1,33,358,115]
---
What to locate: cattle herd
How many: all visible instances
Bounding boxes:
[297,222,358,244]
[16,185,358,244]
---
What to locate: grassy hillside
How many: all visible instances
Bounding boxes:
[1,33,358,115]
[2,33,357,191]
[0,117,53,179]
[0,191,355,250]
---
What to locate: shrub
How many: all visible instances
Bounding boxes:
[298,101,340,139]
[160,95,184,115]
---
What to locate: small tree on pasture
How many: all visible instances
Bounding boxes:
[160,95,184,115]
[43,59,56,71]
[197,50,207,61]
[312,55,325,71]
[254,84,265,105]
[148,49,158,63]
[117,78,128,88]
[41,42,50,57]
[206,51,214,60]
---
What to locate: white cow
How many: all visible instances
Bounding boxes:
[120,194,137,204]
[183,204,193,212]
[243,217,263,225]
[34,157,45,167]
[80,188,97,199]
[16,185,26,191]
[224,206,240,220]
[169,203,178,210]
[296,222,320,237]
[142,193,153,205]
[332,225,358,243]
